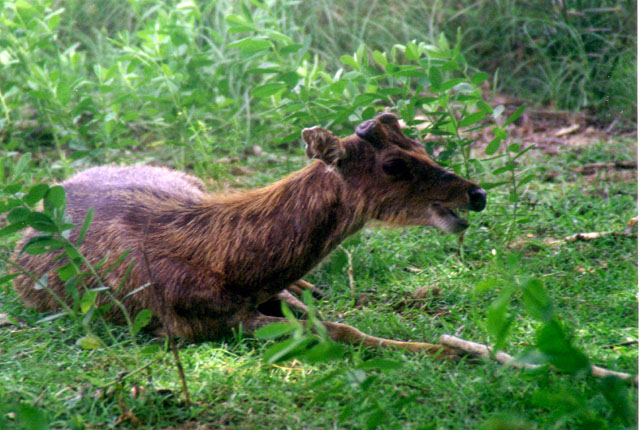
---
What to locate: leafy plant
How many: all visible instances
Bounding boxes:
[478,253,636,429]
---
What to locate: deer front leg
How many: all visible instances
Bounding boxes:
[243,314,461,359]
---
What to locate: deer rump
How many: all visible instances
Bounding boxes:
[13,113,486,357]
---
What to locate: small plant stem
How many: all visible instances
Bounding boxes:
[63,239,141,353]
[338,245,356,305]
[65,256,122,348]
[505,147,520,246]
[2,256,127,366]
[0,87,11,126]
[1,257,75,319]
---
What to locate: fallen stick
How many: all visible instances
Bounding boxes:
[520,216,639,248]
[557,216,637,244]
[440,335,637,385]
[571,161,637,173]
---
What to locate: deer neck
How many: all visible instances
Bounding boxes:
[193,161,367,294]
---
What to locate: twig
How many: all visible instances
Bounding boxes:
[556,216,637,244]
[101,361,155,388]
[440,335,637,384]
[513,217,637,248]
[571,161,637,174]
[338,245,356,304]
[141,221,191,408]
[554,123,580,137]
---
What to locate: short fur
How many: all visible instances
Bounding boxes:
[13,114,486,352]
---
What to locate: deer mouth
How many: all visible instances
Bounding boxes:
[432,203,469,233]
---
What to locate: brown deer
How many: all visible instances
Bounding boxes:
[13,113,486,357]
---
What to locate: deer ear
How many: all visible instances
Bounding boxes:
[302,127,345,165]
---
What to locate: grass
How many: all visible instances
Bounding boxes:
[0,137,637,429]
[0,0,636,428]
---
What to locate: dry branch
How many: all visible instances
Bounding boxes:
[510,216,637,248]
[551,216,637,245]
[440,335,637,384]
[571,161,637,174]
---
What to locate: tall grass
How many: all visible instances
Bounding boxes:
[0,1,634,172]
[294,0,637,120]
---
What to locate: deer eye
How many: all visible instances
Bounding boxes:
[382,158,413,181]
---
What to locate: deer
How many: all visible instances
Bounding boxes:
[13,113,487,358]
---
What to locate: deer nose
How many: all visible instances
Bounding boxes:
[468,186,487,212]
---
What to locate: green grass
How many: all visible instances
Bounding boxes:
[1,138,637,429]
[0,1,636,428]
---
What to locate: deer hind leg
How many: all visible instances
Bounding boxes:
[243,314,461,359]
[286,279,325,298]
[276,290,308,313]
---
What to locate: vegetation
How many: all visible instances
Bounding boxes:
[0,0,636,429]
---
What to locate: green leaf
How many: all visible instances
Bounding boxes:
[521,279,553,322]
[536,321,590,374]
[504,104,527,126]
[76,208,94,245]
[55,262,77,281]
[132,309,153,334]
[441,60,459,72]
[471,72,489,86]
[372,50,387,68]
[80,290,98,314]
[479,181,509,190]
[140,344,162,356]
[459,112,486,128]
[339,55,359,70]
[23,184,49,206]
[486,289,514,351]
[485,136,502,156]
[26,212,58,233]
[279,44,302,55]
[4,183,24,194]
[438,32,451,53]
[439,78,465,92]
[0,273,18,285]
[225,13,252,27]
[76,335,102,350]
[14,153,32,177]
[264,29,293,45]
[21,236,63,254]
[477,100,493,114]
[44,186,66,209]
[278,71,300,88]
[517,173,537,187]
[301,341,344,363]
[355,43,367,66]
[429,67,442,90]
[263,336,313,364]
[492,162,517,175]
[16,402,48,430]
[7,207,31,224]
[251,83,286,98]
[226,37,271,53]
[254,322,297,339]
[493,126,507,139]
[507,143,521,153]
[405,41,419,61]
